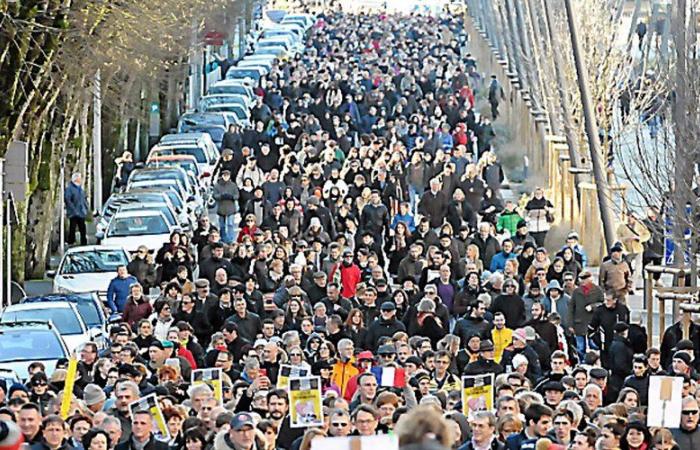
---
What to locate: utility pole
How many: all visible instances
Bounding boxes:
[563,0,616,250]
[92,70,103,213]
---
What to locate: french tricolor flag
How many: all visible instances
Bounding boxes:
[371,367,406,388]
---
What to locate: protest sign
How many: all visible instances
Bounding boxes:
[461,373,494,418]
[277,364,310,389]
[129,393,170,441]
[192,368,224,406]
[289,376,324,428]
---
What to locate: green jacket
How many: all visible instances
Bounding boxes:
[497,210,523,236]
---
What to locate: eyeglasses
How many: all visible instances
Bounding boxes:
[290,353,303,357]
[682,410,699,415]
[182,301,193,305]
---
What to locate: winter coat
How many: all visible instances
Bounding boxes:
[599,258,632,294]
[122,296,153,327]
[490,294,526,329]
[525,197,554,233]
[65,182,88,219]
[588,303,630,360]
[608,335,634,394]
[463,357,504,376]
[472,234,500,269]
[454,316,492,347]
[364,318,406,350]
[418,190,449,229]
[213,179,240,216]
[127,257,157,291]
[623,373,650,405]
[497,210,524,236]
[568,284,604,335]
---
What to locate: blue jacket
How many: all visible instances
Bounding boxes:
[64,182,88,219]
[489,251,517,272]
[106,275,137,313]
[391,213,416,233]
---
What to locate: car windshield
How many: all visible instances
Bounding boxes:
[74,301,101,328]
[229,69,262,80]
[1,308,82,335]
[131,170,185,186]
[192,127,225,143]
[209,85,248,96]
[152,147,207,164]
[148,160,199,176]
[61,249,128,274]
[120,205,176,226]
[0,329,66,362]
[108,215,169,237]
[180,115,225,127]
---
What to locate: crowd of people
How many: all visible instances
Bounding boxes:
[3,3,697,450]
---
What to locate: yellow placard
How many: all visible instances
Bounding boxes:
[60,357,78,419]
[461,373,495,418]
[192,368,224,406]
[289,376,323,428]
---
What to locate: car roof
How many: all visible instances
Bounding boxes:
[148,155,198,162]
[113,209,165,218]
[4,301,76,311]
[161,133,209,142]
[23,293,97,304]
[64,245,126,255]
[0,320,56,330]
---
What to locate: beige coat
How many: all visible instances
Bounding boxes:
[617,220,651,254]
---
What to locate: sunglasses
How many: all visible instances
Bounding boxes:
[332,422,349,427]
[682,410,699,415]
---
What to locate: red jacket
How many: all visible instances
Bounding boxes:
[329,262,362,299]
[178,346,197,370]
[122,297,153,327]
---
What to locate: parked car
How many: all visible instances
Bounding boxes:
[22,293,117,335]
[0,302,104,353]
[49,245,130,298]
[207,80,257,100]
[225,67,267,85]
[153,134,220,175]
[0,321,69,380]
[101,210,178,252]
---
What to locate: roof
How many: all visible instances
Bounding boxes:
[63,245,127,255]
[4,301,75,312]
[0,320,55,330]
[24,293,96,304]
[112,209,165,218]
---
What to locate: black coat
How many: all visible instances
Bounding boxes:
[463,357,504,376]
[364,318,406,350]
[490,294,526,329]
[418,190,449,229]
[608,334,634,397]
[454,316,492,348]
[623,373,650,405]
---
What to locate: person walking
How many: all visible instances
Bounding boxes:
[488,75,505,120]
[213,170,240,244]
[64,172,89,246]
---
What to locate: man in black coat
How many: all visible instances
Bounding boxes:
[607,322,634,400]
[490,279,525,329]
[364,302,406,351]
[464,340,504,375]
[418,178,449,229]
[115,410,169,450]
[623,354,650,405]
[588,294,630,368]
[454,299,492,347]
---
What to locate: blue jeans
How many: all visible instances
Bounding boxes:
[575,335,587,362]
[408,185,424,215]
[219,215,235,244]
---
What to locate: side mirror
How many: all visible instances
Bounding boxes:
[46,270,57,278]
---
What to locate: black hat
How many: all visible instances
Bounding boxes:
[589,368,608,379]
[673,351,692,366]
[613,322,629,333]
[610,243,623,253]
[517,219,527,229]
[542,381,565,392]
[149,341,165,351]
[380,301,396,311]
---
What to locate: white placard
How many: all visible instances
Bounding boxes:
[647,376,683,428]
